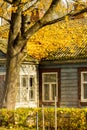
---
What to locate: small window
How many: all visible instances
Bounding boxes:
[81,72,87,102]
[21,75,28,87]
[30,77,34,87]
[20,74,36,102]
[29,76,35,101]
[42,72,58,102]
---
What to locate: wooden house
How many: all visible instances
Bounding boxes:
[0,17,87,108]
[38,17,87,108]
[0,44,87,108]
[39,44,87,108]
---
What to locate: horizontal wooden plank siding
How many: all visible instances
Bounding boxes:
[60,68,78,107]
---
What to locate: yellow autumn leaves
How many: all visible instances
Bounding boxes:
[0,0,87,60]
[27,17,87,60]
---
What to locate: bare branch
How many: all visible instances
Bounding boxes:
[23,0,60,38]
[71,6,87,16]
[65,0,69,13]
[38,0,63,25]
[3,0,12,4]
[41,0,60,18]
[41,6,87,27]
[23,0,38,12]
[24,20,42,39]
[24,0,87,40]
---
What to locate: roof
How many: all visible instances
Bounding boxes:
[41,46,87,64]
[44,45,87,61]
[23,54,39,64]
[0,18,87,64]
[41,18,87,64]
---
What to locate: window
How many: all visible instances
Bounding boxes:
[42,72,58,102]
[29,76,35,101]
[20,75,35,102]
[22,75,28,87]
[81,72,87,102]
[20,75,28,102]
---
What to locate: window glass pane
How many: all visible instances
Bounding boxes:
[29,90,35,100]
[51,84,56,100]
[44,84,49,100]
[30,76,34,88]
[20,75,28,101]
[22,76,28,87]
[44,73,57,82]
[84,84,87,99]
[83,73,87,81]
[30,77,33,87]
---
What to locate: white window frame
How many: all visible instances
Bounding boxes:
[29,75,35,101]
[20,75,28,102]
[42,72,58,102]
[20,74,35,102]
[81,72,87,102]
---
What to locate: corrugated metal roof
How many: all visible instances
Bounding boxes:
[41,18,87,63]
[44,44,87,61]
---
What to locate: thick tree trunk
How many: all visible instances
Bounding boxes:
[4,53,21,109]
[2,3,24,109]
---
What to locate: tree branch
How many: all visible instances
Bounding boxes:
[22,0,38,12]
[41,6,87,27]
[36,0,63,25]
[24,0,87,40]
[3,0,12,4]
[23,0,60,38]
[71,6,87,17]
[23,20,42,39]
[41,0,60,18]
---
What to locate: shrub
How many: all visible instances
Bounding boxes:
[0,108,87,130]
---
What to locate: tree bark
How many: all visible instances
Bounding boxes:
[4,54,20,109]
[3,4,25,109]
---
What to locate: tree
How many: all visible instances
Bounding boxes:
[0,0,87,109]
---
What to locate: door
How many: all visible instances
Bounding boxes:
[20,75,35,102]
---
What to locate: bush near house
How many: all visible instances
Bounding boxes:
[0,108,87,130]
